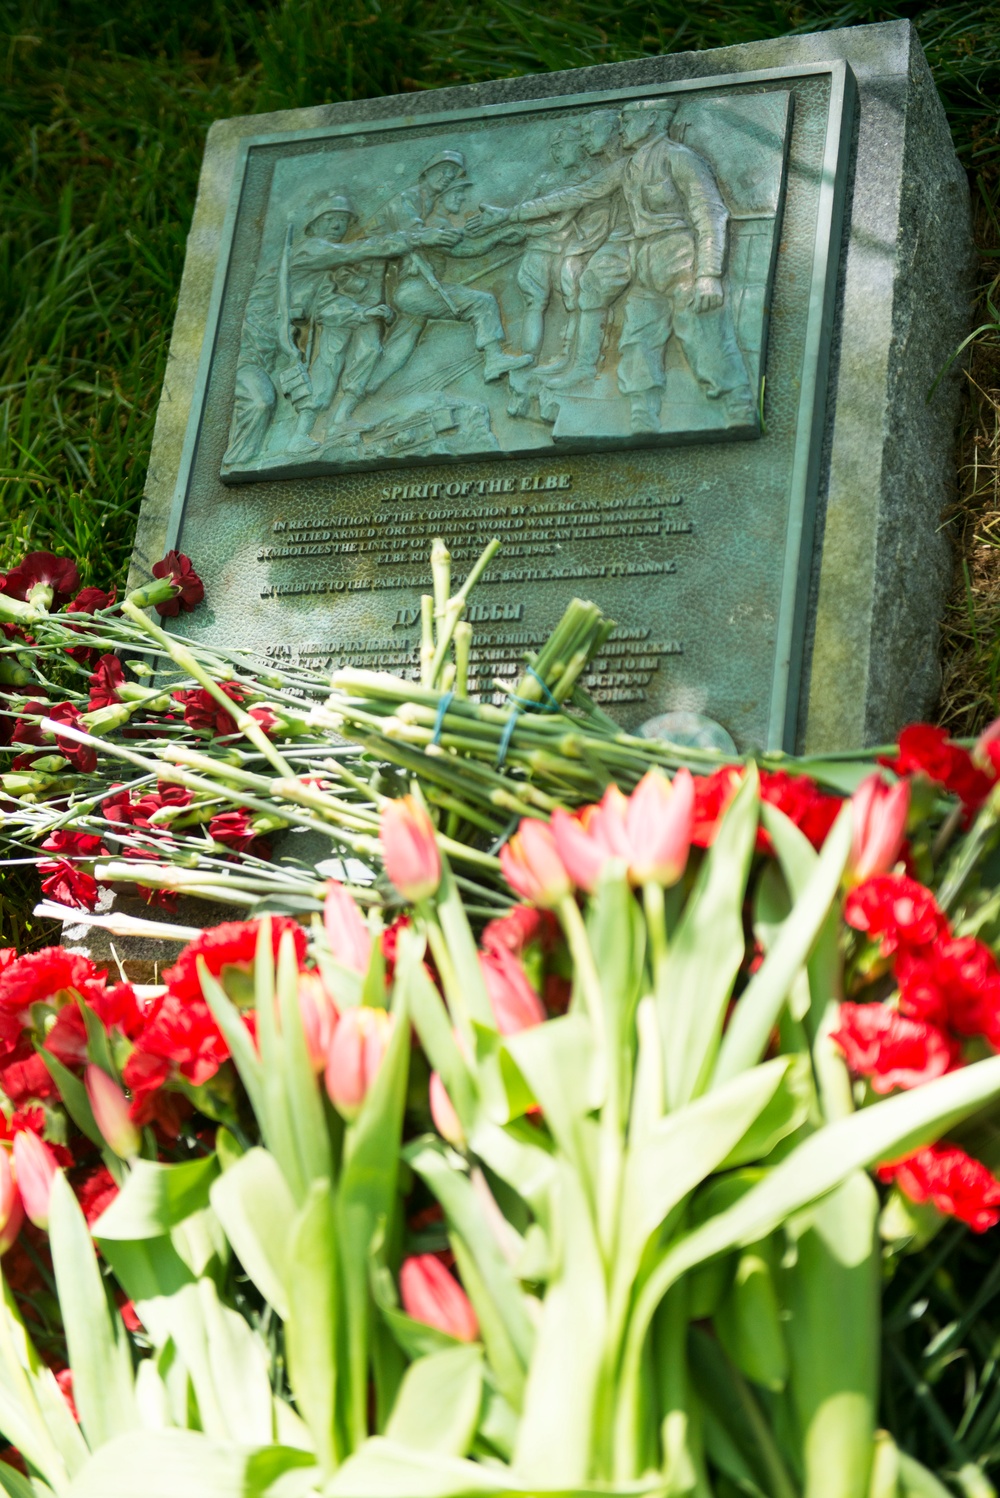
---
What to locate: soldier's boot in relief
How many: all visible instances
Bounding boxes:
[629,391,661,435]
[535,314,578,376]
[286,407,321,453]
[482,344,534,382]
[539,310,604,390]
[721,389,757,426]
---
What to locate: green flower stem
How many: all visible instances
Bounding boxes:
[454,620,472,698]
[431,538,451,624]
[120,599,296,778]
[426,537,501,687]
[643,880,669,990]
[556,892,606,1053]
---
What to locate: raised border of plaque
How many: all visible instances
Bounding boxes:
[131,22,972,755]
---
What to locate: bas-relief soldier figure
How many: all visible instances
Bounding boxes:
[473,98,755,433]
[222,197,455,464]
[365,149,532,394]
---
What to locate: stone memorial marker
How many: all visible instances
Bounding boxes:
[131,19,971,753]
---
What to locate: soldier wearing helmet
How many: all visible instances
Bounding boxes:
[223,189,462,465]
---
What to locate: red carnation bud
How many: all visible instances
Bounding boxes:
[150,552,204,617]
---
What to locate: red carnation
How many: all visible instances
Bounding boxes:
[843,874,947,955]
[174,683,244,737]
[150,552,204,618]
[100,786,137,827]
[759,770,843,851]
[0,948,106,1029]
[127,992,231,1089]
[66,586,116,616]
[896,936,1000,1040]
[161,917,307,1005]
[39,863,99,910]
[831,1001,958,1093]
[16,701,100,774]
[43,1004,89,1067]
[88,655,125,710]
[75,1164,119,1227]
[691,767,743,848]
[0,1038,59,1103]
[882,724,995,815]
[2,553,80,608]
[248,704,278,735]
[209,808,270,857]
[130,782,193,828]
[877,1143,1000,1232]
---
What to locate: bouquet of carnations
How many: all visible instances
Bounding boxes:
[3,716,1000,1498]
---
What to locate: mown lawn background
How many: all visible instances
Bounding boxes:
[1,2,1000,1482]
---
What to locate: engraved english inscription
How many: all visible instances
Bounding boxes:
[221,90,790,480]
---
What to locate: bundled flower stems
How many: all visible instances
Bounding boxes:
[3,543,1000,1494]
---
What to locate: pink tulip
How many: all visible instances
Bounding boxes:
[0,1149,23,1255]
[626,768,695,886]
[12,1131,58,1229]
[86,1064,141,1160]
[323,881,372,972]
[297,972,338,1072]
[479,948,546,1035]
[499,819,571,907]
[324,1006,394,1120]
[848,773,910,884]
[399,1253,479,1342]
[429,1072,465,1147]
[552,771,694,891]
[380,796,441,902]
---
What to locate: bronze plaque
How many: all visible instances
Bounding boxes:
[148,62,854,750]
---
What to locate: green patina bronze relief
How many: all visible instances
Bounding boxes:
[220,89,790,479]
[151,59,870,752]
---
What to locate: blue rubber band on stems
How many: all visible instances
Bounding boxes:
[496,667,562,768]
[430,690,455,746]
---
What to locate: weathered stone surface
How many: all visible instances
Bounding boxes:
[131,20,971,753]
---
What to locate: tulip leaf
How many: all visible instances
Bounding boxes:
[199,964,265,1124]
[210,1148,294,1321]
[324,1437,512,1497]
[63,1430,315,1498]
[611,1058,791,1334]
[0,1461,41,1498]
[384,1346,483,1457]
[501,1015,600,1196]
[337,984,411,1449]
[36,1048,104,1149]
[150,1279,274,1446]
[0,1277,89,1484]
[586,866,646,1120]
[658,766,759,1108]
[713,803,853,1086]
[512,1162,607,1486]
[618,1050,1000,1435]
[93,1156,220,1239]
[276,930,333,1189]
[48,1171,138,1451]
[401,930,478,1130]
[718,1053,812,1168]
[285,1180,340,1475]
[780,1172,880,1498]
[407,1139,534,1371]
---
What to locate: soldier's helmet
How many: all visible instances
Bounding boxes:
[419,148,466,178]
[303,194,358,232]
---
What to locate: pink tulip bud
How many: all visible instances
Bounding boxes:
[380,796,441,903]
[848,773,910,884]
[324,1006,394,1120]
[399,1253,479,1342]
[85,1064,141,1160]
[626,767,695,886]
[12,1131,58,1229]
[550,807,607,893]
[0,1149,24,1255]
[323,881,372,972]
[297,972,338,1072]
[479,948,546,1035]
[429,1072,465,1147]
[499,818,572,907]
